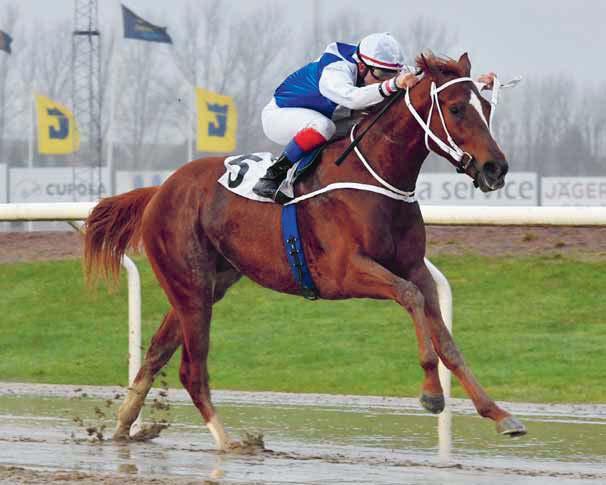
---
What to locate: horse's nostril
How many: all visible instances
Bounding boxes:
[483,161,499,177]
[483,160,508,180]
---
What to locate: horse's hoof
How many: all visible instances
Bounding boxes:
[496,416,527,437]
[420,393,445,414]
[112,430,130,442]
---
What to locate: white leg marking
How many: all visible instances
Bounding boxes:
[470,92,489,127]
[207,414,230,450]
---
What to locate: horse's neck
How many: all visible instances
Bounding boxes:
[316,81,433,194]
[358,83,433,191]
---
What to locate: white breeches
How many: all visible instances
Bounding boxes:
[261,98,336,145]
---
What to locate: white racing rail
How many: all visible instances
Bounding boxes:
[2,202,606,225]
[2,202,605,459]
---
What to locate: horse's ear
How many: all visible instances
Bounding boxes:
[418,52,442,81]
[458,52,471,76]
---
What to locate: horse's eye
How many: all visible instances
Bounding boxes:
[449,105,461,115]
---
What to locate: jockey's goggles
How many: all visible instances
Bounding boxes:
[367,66,398,81]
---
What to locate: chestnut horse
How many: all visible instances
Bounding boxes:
[84,52,526,450]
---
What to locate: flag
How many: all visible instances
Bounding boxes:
[196,88,238,153]
[35,95,80,155]
[122,4,172,44]
[0,30,12,54]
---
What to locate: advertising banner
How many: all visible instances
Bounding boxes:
[9,167,110,202]
[416,172,538,206]
[541,177,606,206]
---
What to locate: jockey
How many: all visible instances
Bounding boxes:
[253,32,498,202]
[253,32,419,201]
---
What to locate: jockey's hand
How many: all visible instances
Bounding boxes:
[477,72,497,90]
[395,71,419,90]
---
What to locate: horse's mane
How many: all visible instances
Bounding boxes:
[415,51,465,78]
[359,52,465,118]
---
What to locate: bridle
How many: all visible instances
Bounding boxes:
[404,75,520,177]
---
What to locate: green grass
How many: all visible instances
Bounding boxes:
[1,254,605,403]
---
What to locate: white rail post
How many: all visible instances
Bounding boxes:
[68,220,143,431]
[424,257,453,463]
[121,255,143,433]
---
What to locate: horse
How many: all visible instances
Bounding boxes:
[83,52,526,451]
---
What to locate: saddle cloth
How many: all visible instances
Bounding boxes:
[217,149,322,203]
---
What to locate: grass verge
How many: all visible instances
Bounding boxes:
[1,254,604,403]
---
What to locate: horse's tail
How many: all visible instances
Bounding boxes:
[84,187,158,287]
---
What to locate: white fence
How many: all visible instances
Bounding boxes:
[3,202,606,225]
[2,202,606,459]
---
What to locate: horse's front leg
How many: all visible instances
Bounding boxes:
[408,263,527,436]
[344,255,444,414]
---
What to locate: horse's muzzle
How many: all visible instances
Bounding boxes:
[476,159,508,192]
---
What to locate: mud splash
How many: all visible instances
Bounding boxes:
[1,383,606,484]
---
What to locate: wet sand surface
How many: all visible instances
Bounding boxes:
[0,384,605,484]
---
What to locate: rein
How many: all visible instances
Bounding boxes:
[334,89,406,167]
[284,74,520,207]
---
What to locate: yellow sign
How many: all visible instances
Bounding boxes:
[36,94,80,155]
[196,88,237,153]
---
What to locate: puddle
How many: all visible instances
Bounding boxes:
[0,384,605,484]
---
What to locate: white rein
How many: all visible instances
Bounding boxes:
[286,75,521,206]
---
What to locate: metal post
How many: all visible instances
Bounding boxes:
[424,257,453,463]
[121,255,142,433]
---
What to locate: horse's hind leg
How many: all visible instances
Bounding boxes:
[113,308,182,440]
[143,213,240,450]
[113,263,241,441]
[179,262,242,450]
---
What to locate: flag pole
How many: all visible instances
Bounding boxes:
[27,87,35,232]
[106,3,122,196]
[188,85,194,163]
[106,53,116,195]
[28,90,34,170]
[166,41,195,165]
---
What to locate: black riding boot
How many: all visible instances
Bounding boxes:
[252,153,295,200]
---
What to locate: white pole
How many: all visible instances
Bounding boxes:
[27,88,35,232]
[424,257,453,464]
[188,84,194,163]
[122,255,142,434]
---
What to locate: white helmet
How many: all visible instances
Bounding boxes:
[357,32,404,70]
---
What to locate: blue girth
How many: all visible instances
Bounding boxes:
[279,147,324,300]
[281,203,318,300]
